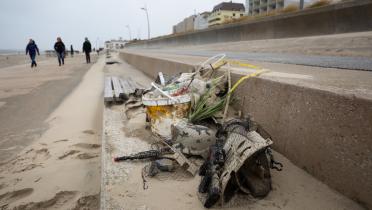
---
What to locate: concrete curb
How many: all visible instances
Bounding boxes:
[100,106,107,210]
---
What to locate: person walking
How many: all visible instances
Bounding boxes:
[70,45,74,57]
[82,37,92,64]
[25,39,40,68]
[54,37,65,66]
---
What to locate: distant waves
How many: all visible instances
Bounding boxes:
[0,50,23,55]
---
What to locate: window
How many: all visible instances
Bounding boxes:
[233,13,236,16]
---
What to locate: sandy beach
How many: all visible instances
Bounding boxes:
[0,54,102,209]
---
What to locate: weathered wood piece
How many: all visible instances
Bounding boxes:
[111,77,124,100]
[104,77,114,102]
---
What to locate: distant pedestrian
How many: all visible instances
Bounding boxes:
[25,39,40,68]
[70,45,74,57]
[82,37,92,64]
[54,37,65,66]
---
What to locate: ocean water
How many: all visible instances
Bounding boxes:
[0,49,23,55]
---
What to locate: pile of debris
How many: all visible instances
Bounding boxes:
[113,54,282,208]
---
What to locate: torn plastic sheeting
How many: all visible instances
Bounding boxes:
[171,120,216,159]
[221,130,273,204]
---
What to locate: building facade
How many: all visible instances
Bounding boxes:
[173,21,186,34]
[194,12,211,31]
[208,2,245,27]
[173,15,196,34]
[247,0,301,15]
[104,38,128,51]
[246,0,250,14]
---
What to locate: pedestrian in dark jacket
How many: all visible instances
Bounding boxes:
[54,37,65,66]
[70,45,74,57]
[82,37,92,64]
[26,39,40,68]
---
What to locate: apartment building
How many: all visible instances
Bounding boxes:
[104,38,128,50]
[194,12,211,31]
[246,0,299,15]
[208,2,245,27]
[173,15,197,34]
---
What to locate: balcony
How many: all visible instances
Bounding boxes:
[268,0,276,5]
[208,18,221,23]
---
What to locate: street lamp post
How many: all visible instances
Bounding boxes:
[96,37,100,50]
[300,0,305,9]
[126,25,132,40]
[137,28,141,40]
[141,6,150,40]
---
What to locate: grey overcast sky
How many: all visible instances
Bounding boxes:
[0,0,247,51]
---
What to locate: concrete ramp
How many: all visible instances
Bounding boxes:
[127,0,372,49]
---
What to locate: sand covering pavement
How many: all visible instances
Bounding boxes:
[0,55,96,165]
[0,54,48,69]
[0,56,104,209]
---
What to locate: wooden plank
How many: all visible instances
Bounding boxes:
[111,76,124,100]
[104,77,114,102]
[119,78,134,96]
[127,77,144,89]
[118,79,130,100]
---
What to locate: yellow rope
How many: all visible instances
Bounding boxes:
[229,69,270,94]
[226,60,262,70]
[211,59,270,94]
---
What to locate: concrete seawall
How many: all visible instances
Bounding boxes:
[120,51,372,209]
[127,0,372,48]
